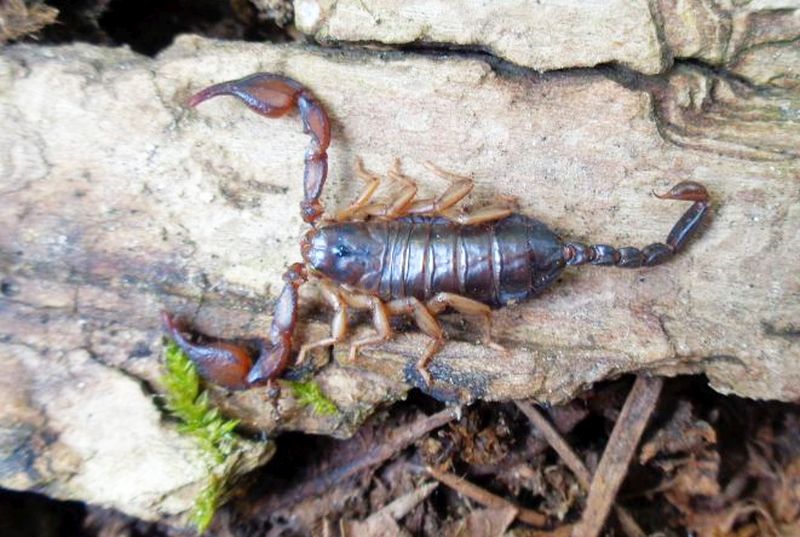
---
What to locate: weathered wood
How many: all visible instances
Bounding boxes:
[295,0,665,73]
[0,288,274,522]
[2,36,798,400]
[295,0,800,87]
[0,34,798,520]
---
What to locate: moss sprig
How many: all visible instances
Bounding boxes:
[162,342,244,532]
[191,473,224,532]
[162,342,239,463]
[283,379,339,416]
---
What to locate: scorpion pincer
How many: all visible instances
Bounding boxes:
[162,73,711,389]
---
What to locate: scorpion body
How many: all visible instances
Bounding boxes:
[163,73,710,389]
[304,215,564,307]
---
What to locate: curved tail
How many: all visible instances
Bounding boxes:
[187,73,331,224]
[563,181,710,268]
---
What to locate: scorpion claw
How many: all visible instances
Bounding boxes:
[654,181,709,202]
[161,311,254,390]
[188,73,331,226]
[187,73,302,118]
[160,262,307,390]
[245,338,292,387]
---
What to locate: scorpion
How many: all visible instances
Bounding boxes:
[162,73,711,390]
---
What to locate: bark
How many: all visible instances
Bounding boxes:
[296,0,800,89]
[296,0,665,73]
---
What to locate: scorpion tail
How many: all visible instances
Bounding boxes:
[187,73,331,225]
[563,181,710,268]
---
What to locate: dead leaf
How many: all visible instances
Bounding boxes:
[640,401,716,464]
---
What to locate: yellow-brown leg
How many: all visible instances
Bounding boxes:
[340,292,393,363]
[406,162,474,215]
[442,195,519,225]
[385,163,419,217]
[359,159,419,219]
[334,158,381,221]
[296,284,348,365]
[386,297,445,386]
[426,292,503,350]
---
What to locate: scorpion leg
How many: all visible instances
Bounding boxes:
[162,263,307,389]
[445,196,518,225]
[361,161,474,218]
[386,297,445,386]
[295,283,348,366]
[384,161,419,217]
[187,73,331,225]
[564,181,710,268]
[405,162,474,215]
[426,292,503,350]
[340,293,393,364]
[334,158,382,222]
[359,160,419,218]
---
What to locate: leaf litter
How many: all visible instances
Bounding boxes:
[70,376,799,536]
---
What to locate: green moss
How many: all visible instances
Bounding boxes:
[283,379,339,416]
[162,342,239,463]
[161,342,242,531]
[161,343,334,531]
[191,473,224,533]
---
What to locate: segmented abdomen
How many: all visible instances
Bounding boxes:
[369,215,565,307]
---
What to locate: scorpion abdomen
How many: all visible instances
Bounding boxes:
[305,215,567,308]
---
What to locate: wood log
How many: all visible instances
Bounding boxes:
[295,0,800,89]
[0,28,797,520]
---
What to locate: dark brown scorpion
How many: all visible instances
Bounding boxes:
[162,73,711,389]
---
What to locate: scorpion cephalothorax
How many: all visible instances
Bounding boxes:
[163,73,711,389]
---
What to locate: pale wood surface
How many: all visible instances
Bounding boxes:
[296,0,800,87]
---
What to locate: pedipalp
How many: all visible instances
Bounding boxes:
[163,263,307,389]
[188,73,331,225]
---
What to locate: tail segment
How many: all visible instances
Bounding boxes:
[563,181,710,268]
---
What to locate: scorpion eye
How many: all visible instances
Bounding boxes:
[333,244,350,258]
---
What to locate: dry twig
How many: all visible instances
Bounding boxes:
[572,376,664,537]
[247,407,460,516]
[515,401,593,489]
[515,401,646,537]
[343,481,439,536]
[425,465,548,527]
